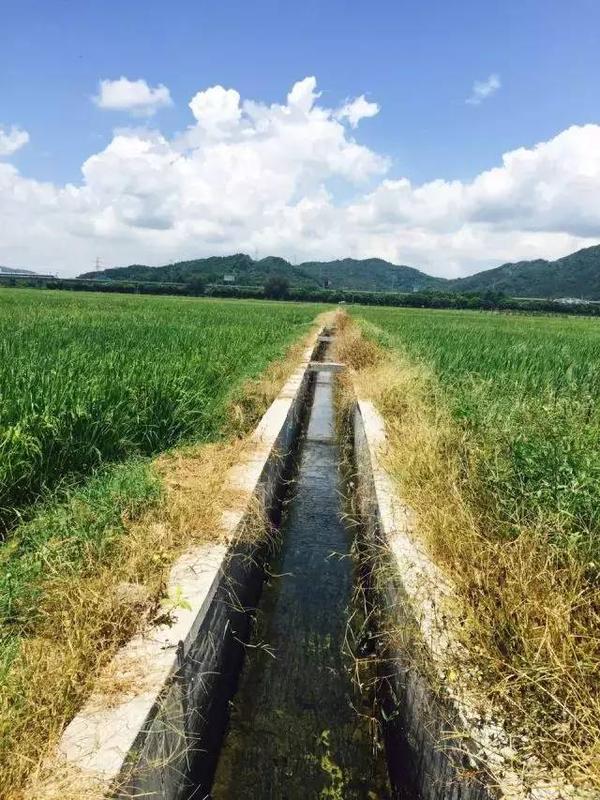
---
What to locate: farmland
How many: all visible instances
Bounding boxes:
[0,289,321,533]
[353,307,600,558]
[345,306,600,781]
[2,289,599,790]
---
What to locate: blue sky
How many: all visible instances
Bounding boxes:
[1,0,599,276]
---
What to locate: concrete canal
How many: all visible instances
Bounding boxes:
[206,347,392,798]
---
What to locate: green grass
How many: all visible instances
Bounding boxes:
[0,458,161,677]
[0,289,322,532]
[0,455,168,794]
[351,306,600,562]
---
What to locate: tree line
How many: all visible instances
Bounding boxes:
[1,274,599,317]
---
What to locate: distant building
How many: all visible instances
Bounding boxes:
[0,266,33,276]
[0,266,56,279]
[223,274,236,283]
[556,297,590,305]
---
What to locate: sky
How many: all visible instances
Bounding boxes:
[1,0,600,278]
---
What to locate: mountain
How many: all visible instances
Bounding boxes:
[79,244,600,300]
[295,258,442,292]
[80,253,446,292]
[81,254,444,292]
[82,254,316,287]
[447,245,600,300]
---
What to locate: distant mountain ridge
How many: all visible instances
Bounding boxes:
[78,243,600,300]
[446,246,600,299]
[81,253,441,292]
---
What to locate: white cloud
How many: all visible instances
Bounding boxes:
[0,125,29,156]
[189,86,242,136]
[1,77,599,278]
[287,76,320,113]
[336,95,379,128]
[466,73,501,105]
[94,77,172,116]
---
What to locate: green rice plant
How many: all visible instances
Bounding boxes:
[352,307,600,563]
[0,289,322,533]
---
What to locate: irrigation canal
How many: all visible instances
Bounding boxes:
[202,337,394,799]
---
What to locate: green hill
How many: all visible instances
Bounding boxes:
[81,254,444,292]
[296,258,442,291]
[79,244,600,300]
[80,254,317,286]
[447,245,600,300]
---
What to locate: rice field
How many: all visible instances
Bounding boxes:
[0,289,321,533]
[2,290,598,789]
[352,306,600,561]
[346,306,600,783]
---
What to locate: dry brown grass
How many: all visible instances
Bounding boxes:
[3,317,326,800]
[335,313,600,790]
[6,442,247,800]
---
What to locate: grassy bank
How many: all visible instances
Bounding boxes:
[337,309,600,787]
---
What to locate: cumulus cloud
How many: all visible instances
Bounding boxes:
[287,76,320,112]
[1,76,599,278]
[94,77,172,116]
[0,125,29,156]
[466,73,501,105]
[344,124,600,272]
[189,86,242,136]
[336,95,379,128]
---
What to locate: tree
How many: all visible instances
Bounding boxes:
[185,275,206,296]
[264,275,289,300]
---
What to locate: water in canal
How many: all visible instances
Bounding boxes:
[209,364,391,799]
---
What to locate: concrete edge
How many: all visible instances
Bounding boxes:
[352,398,595,800]
[44,328,323,799]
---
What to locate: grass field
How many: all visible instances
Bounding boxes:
[0,289,321,533]
[344,307,600,783]
[354,307,600,560]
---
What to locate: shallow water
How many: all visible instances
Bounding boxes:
[209,370,391,799]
